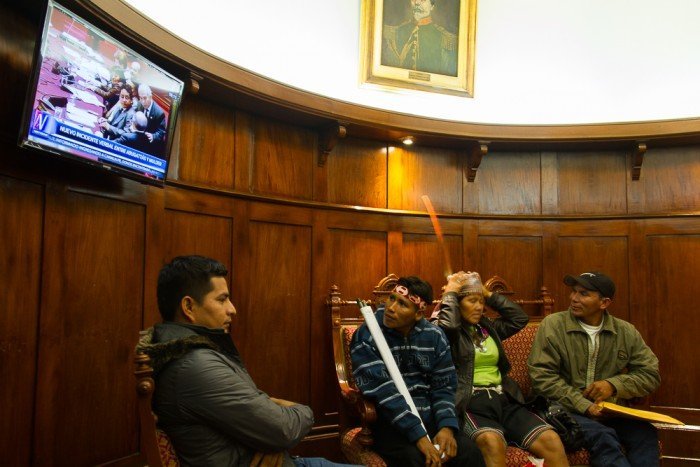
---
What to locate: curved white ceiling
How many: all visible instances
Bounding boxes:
[125,0,700,125]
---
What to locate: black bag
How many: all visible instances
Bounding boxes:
[527,395,586,452]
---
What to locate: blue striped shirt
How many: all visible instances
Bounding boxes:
[350,307,459,442]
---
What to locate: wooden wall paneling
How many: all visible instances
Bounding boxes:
[556,231,630,320]
[248,199,314,226]
[325,208,392,233]
[161,208,233,268]
[387,230,404,275]
[313,143,328,204]
[234,111,255,192]
[388,146,462,213]
[33,187,145,465]
[328,228,388,312]
[165,103,182,181]
[228,199,251,353]
[540,152,559,215]
[477,219,544,237]
[142,186,166,327]
[400,232,463,297]
[627,219,650,340]
[327,138,388,208]
[243,220,312,405]
[647,234,700,418]
[322,227,387,424]
[557,150,627,215]
[176,97,236,189]
[658,427,700,465]
[249,116,315,199]
[477,151,542,215]
[0,6,33,142]
[463,219,479,272]
[308,211,336,429]
[477,235,544,317]
[0,175,43,467]
[160,198,234,326]
[462,154,478,213]
[541,221,560,300]
[628,146,700,214]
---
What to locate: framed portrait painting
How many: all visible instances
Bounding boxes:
[360,0,477,97]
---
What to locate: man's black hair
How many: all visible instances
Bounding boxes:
[157,255,228,321]
[397,276,434,307]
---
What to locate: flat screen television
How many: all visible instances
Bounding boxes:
[18,0,185,186]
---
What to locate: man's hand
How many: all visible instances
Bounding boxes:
[145,132,154,142]
[582,380,616,403]
[416,436,441,466]
[585,403,604,418]
[433,427,457,462]
[250,451,284,467]
[269,397,298,407]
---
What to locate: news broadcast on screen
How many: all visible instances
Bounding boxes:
[19,0,185,185]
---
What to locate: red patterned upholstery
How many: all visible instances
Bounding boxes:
[502,323,591,466]
[155,429,180,467]
[343,327,358,389]
[339,326,388,465]
[501,324,539,398]
[341,428,387,467]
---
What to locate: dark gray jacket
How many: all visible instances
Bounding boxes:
[137,322,314,467]
[430,292,529,416]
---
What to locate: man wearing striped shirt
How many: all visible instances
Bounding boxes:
[350,276,485,467]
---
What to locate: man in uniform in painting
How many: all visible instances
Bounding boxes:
[382,0,458,76]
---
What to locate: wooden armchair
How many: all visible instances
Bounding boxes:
[328,274,399,466]
[133,351,180,467]
[98,349,179,467]
[328,274,593,466]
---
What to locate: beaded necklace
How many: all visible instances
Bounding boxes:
[470,324,489,353]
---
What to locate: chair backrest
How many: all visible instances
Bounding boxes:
[500,324,539,397]
[134,351,180,467]
[328,274,399,444]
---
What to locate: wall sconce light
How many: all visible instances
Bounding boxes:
[401,136,414,146]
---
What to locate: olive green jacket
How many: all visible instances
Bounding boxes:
[527,310,660,415]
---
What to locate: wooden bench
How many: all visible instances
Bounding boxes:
[328,274,592,466]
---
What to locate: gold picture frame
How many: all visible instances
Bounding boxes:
[360,0,477,97]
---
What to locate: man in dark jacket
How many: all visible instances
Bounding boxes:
[139,255,355,467]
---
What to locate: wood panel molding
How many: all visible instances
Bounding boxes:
[466,141,489,182]
[318,122,347,167]
[73,0,700,148]
[631,142,647,181]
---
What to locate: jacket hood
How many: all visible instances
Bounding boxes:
[136,322,221,374]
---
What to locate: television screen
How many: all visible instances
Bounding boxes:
[19,0,185,186]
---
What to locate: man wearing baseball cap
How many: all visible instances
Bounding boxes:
[527,272,661,466]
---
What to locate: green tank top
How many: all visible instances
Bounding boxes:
[472,334,502,386]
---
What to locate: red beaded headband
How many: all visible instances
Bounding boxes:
[393,285,427,311]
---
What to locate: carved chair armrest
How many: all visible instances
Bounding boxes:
[340,384,361,404]
[355,397,378,446]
